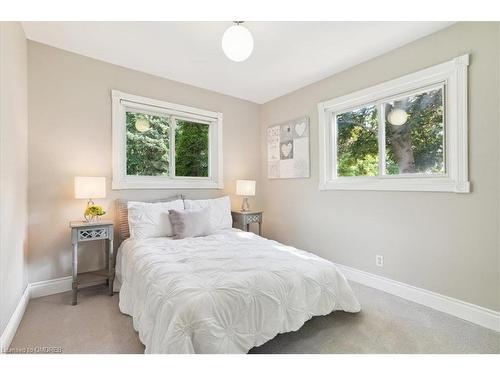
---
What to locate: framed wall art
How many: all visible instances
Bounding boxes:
[267,116,310,179]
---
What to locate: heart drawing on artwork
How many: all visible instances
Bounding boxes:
[295,122,306,137]
[281,142,293,158]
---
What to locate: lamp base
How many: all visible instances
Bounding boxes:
[240,197,250,212]
[84,199,95,222]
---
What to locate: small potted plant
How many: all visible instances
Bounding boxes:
[84,205,106,222]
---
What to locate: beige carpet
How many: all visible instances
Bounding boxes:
[9,282,500,354]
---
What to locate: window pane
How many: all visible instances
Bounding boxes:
[336,105,379,177]
[384,87,444,175]
[126,111,170,176]
[175,120,209,177]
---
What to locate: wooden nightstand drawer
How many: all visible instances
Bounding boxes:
[244,214,261,224]
[77,227,109,241]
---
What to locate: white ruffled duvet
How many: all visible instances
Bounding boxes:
[117,229,361,353]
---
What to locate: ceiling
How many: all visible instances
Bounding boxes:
[22,22,453,104]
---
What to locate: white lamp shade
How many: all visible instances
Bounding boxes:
[236,180,256,196]
[222,24,254,62]
[74,177,106,199]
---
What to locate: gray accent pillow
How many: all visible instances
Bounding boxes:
[168,207,213,239]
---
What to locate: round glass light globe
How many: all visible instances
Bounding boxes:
[222,25,254,62]
[135,118,151,132]
[387,108,409,126]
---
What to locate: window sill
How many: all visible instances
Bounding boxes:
[319,177,470,193]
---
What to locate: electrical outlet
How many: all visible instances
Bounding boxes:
[376,255,384,267]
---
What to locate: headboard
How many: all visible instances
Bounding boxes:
[115,194,185,246]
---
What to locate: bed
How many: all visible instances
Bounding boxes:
[114,197,361,354]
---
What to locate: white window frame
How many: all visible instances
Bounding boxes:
[318,54,470,193]
[112,90,223,190]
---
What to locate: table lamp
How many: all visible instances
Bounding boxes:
[236,179,255,212]
[74,177,106,221]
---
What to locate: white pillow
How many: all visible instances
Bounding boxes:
[127,200,184,239]
[184,196,232,230]
[169,208,213,239]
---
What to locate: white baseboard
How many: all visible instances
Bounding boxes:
[29,276,72,299]
[0,285,30,353]
[335,263,500,332]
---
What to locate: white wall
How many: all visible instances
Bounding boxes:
[260,22,500,311]
[0,22,29,336]
[24,22,500,314]
[27,41,262,283]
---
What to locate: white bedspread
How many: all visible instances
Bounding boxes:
[118,229,361,354]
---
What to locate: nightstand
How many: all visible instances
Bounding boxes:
[70,220,114,305]
[231,210,263,236]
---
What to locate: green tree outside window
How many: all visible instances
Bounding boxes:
[175,120,209,177]
[126,112,170,176]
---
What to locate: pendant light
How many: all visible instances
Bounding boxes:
[135,117,151,132]
[222,21,254,62]
[387,108,409,126]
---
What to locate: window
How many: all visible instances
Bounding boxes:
[318,55,469,193]
[112,91,223,189]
